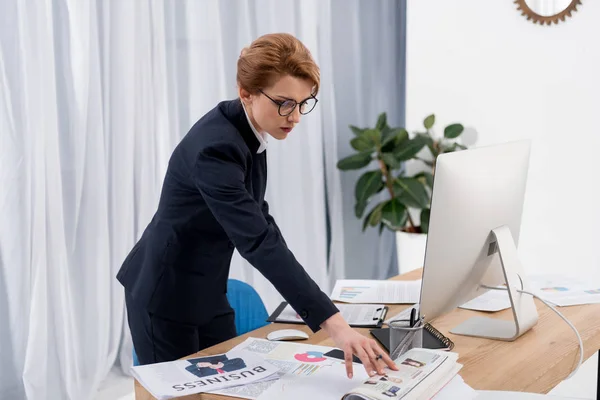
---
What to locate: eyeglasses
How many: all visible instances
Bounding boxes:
[259,90,318,116]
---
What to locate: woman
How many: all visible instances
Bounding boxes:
[117,32,396,379]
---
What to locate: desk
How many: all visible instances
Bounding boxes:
[135,269,600,399]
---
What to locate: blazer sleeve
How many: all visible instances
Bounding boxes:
[261,199,287,247]
[193,141,339,332]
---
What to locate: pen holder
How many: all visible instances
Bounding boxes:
[387,318,424,360]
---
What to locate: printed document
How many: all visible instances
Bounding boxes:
[253,347,461,400]
[331,279,422,304]
[211,337,339,399]
[528,274,600,307]
[459,289,512,312]
[341,348,462,400]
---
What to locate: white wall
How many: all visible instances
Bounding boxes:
[406,1,600,279]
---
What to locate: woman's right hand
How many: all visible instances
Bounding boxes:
[320,312,398,378]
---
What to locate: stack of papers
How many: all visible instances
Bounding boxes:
[255,347,462,400]
[211,337,340,399]
[133,335,579,400]
[331,279,422,304]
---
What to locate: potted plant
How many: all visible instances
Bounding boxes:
[336,113,469,273]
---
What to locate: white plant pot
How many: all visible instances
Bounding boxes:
[395,231,428,274]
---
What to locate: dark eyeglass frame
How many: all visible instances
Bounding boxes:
[259,89,318,116]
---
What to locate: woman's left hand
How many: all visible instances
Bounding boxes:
[320,312,398,379]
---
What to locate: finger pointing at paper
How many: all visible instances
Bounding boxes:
[320,312,398,378]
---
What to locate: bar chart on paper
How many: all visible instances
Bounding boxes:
[338,286,371,300]
[292,364,322,376]
[330,279,421,304]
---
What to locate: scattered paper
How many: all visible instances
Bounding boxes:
[211,338,339,399]
[257,363,369,400]
[476,391,583,399]
[459,289,512,312]
[528,274,600,307]
[431,375,478,400]
[331,279,421,304]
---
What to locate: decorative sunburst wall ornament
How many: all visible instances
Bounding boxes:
[514,0,582,26]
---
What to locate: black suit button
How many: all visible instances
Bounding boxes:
[228,242,234,249]
[300,310,309,319]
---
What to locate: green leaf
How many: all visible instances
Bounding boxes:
[424,114,435,129]
[381,153,400,169]
[376,113,387,131]
[413,171,434,189]
[394,136,429,161]
[355,201,368,219]
[355,171,384,217]
[350,125,367,136]
[337,152,372,170]
[363,129,382,146]
[350,136,374,152]
[393,177,430,209]
[420,208,431,233]
[381,198,408,230]
[444,123,464,139]
[382,128,408,148]
[362,202,386,231]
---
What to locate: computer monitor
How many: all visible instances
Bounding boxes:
[419,140,538,341]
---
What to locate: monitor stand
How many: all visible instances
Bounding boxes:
[449,225,539,341]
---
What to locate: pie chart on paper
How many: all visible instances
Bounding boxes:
[294,351,327,363]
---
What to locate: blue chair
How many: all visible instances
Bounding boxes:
[226,279,270,335]
[133,279,269,366]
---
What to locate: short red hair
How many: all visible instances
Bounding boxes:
[237,33,320,96]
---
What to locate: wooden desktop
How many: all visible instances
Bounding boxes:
[134,269,600,399]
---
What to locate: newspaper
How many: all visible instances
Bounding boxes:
[341,348,462,400]
[131,350,279,400]
[212,337,339,399]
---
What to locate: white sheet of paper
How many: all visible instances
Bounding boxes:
[330,279,421,304]
[431,375,478,400]
[212,338,338,399]
[528,274,600,307]
[459,289,512,312]
[257,363,369,400]
[429,375,582,400]
[477,391,583,399]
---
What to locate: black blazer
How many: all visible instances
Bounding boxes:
[117,99,338,331]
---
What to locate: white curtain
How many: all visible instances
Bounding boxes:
[0,1,404,399]
[325,0,406,282]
